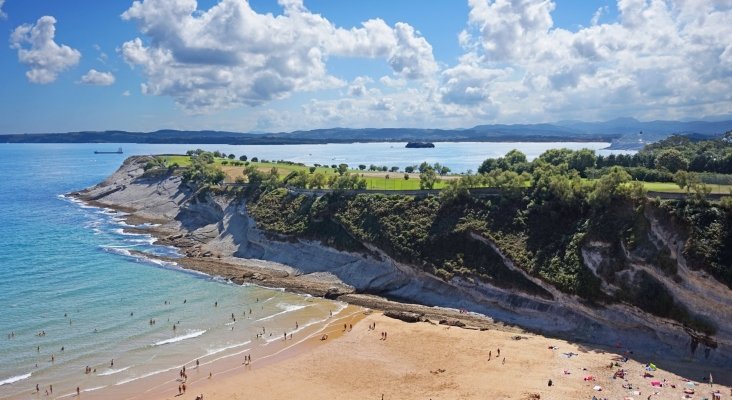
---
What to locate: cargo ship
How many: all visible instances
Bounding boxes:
[94,147,123,154]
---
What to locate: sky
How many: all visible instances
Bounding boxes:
[0,0,730,134]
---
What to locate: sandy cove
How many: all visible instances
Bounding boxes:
[149,312,730,400]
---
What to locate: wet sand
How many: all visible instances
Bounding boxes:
[145,313,731,400]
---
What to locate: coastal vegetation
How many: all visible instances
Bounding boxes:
[151,134,732,335]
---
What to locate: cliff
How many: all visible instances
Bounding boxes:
[72,156,732,369]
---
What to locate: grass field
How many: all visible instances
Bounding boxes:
[163,155,448,189]
[641,181,732,194]
[163,155,732,194]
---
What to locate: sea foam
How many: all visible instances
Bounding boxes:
[0,372,31,386]
[153,330,206,346]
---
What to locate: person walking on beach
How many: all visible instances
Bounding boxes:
[182,383,187,393]
[178,384,182,395]
[488,350,492,361]
[76,386,80,396]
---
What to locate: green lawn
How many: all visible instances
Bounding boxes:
[162,155,731,194]
[162,155,448,189]
[642,181,732,194]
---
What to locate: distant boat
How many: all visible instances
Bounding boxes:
[94,147,123,154]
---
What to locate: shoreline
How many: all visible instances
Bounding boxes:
[66,188,732,384]
[152,313,731,400]
[61,157,732,393]
[76,195,511,333]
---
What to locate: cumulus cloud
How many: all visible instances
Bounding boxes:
[120,0,437,113]
[79,69,115,86]
[10,16,81,84]
[0,0,6,19]
[449,0,732,122]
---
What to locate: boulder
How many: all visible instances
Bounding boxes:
[384,310,422,323]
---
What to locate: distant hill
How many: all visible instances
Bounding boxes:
[1,118,731,149]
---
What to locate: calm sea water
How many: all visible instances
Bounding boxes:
[0,142,628,398]
[0,144,347,399]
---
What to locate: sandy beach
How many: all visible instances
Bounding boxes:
[145,312,730,400]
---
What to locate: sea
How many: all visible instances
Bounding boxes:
[0,142,627,399]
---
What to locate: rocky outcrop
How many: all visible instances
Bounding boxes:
[72,156,732,369]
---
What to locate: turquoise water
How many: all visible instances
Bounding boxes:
[0,142,628,398]
[0,144,344,399]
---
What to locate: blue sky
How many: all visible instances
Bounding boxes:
[0,0,729,134]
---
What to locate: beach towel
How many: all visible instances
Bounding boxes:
[593,385,602,391]
[650,380,662,387]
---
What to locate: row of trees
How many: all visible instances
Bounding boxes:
[237,166,367,191]
[478,145,732,183]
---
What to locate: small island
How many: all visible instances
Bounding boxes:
[405,142,435,148]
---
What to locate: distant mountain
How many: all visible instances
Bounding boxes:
[1,118,731,149]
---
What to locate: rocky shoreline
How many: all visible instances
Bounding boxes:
[68,155,732,372]
[75,196,507,333]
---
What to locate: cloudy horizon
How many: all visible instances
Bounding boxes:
[1,0,731,134]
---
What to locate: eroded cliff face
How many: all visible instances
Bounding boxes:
[74,156,732,367]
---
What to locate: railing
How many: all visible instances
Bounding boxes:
[222,183,727,200]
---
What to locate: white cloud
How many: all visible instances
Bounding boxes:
[379,75,407,88]
[0,0,6,19]
[79,69,115,86]
[10,16,81,84]
[122,90,131,97]
[591,6,608,26]
[119,0,437,113]
[447,0,732,122]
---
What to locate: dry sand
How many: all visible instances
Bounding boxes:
[146,313,730,400]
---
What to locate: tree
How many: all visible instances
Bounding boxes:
[478,158,498,174]
[673,170,691,191]
[309,173,326,189]
[655,149,688,173]
[404,173,410,180]
[309,166,317,174]
[440,166,451,175]
[538,148,573,166]
[405,166,415,174]
[418,161,430,173]
[503,149,528,166]
[337,163,349,176]
[419,167,437,190]
[358,164,367,170]
[227,154,235,160]
[568,149,596,174]
[331,173,367,190]
[239,155,248,161]
[286,171,309,188]
[251,157,259,162]
[588,166,645,206]
[390,166,399,172]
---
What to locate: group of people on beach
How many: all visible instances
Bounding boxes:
[12,294,327,399]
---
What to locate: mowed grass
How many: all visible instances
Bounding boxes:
[642,181,732,194]
[163,155,731,194]
[163,155,448,189]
